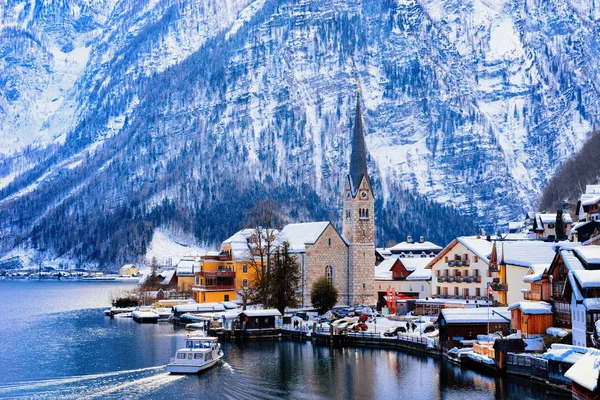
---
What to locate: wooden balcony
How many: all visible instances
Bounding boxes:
[490,283,508,292]
[194,284,235,291]
[198,270,236,278]
[200,254,233,261]
[523,291,541,301]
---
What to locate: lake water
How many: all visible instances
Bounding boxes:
[0,281,569,399]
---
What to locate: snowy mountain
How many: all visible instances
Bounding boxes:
[1,0,599,267]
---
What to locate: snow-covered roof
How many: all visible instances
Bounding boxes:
[523,264,550,283]
[159,270,175,285]
[389,240,442,253]
[174,303,226,313]
[565,348,600,392]
[508,222,522,230]
[376,248,392,256]
[567,272,585,302]
[572,221,591,232]
[241,309,282,317]
[441,307,510,324]
[507,301,552,315]
[538,213,573,224]
[571,270,600,289]
[457,237,494,263]
[583,298,600,311]
[374,258,395,280]
[176,258,196,276]
[400,257,433,271]
[503,241,578,269]
[405,265,432,281]
[561,250,585,272]
[585,185,600,194]
[582,194,600,207]
[279,222,331,253]
[574,246,600,265]
[120,264,136,270]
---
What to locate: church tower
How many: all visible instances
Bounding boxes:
[342,89,375,306]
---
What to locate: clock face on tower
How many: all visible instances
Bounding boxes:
[360,190,368,200]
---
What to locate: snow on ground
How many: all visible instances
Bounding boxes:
[145,228,206,265]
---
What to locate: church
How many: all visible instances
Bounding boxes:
[279,91,376,307]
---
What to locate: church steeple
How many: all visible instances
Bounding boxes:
[349,90,369,194]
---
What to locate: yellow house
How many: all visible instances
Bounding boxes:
[119,264,139,276]
[192,229,267,303]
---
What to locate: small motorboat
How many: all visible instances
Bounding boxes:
[132,308,160,323]
[167,337,223,374]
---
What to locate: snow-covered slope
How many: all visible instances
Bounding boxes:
[1,0,599,266]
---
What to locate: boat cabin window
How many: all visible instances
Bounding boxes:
[186,340,214,349]
[194,353,203,359]
[188,353,193,359]
[177,353,186,359]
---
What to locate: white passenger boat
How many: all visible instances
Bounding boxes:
[167,337,223,374]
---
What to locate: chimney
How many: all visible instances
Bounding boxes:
[486,235,491,242]
[407,235,412,243]
[476,233,481,239]
[420,236,424,243]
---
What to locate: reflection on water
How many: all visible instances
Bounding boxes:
[0,282,570,399]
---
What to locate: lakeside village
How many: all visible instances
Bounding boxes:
[5,95,600,397]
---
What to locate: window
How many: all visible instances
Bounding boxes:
[328,238,332,246]
[224,295,229,301]
[177,353,186,359]
[474,269,479,276]
[188,353,193,359]
[454,287,459,296]
[474,256,479,263]
[444,256,449,263]
[363,283,366,290]
[463,288,469,298]
[436,287,441,295]
[476,288,481,297]
[436,270,441,277]
[242,279,248,288]
[194,353,203,359]
[242,264,248,273]
[325,266,333,284]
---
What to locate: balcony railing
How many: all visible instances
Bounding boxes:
[448,260,470,267]
[553,282,566,297]
[490,283,508,292]
[431,294,490,301]
[198,270,236,278]
[194,284,235,291]
[438,275,482,283]
[523,291,542,301]
[200,254,233,261]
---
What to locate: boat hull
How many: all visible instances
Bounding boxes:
[167,353,222,374]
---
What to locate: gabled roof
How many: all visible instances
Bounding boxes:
[507,301,552,315]
[566,272,585,302]
[538,213,573,225]
[571,270,600,289]
[241,309,282,317]
[565,348,600,392]
[374,258,396,280]
[426,237,494,269]
[279,222,342,253]
[176,258,196,276]
[504,241,579,269]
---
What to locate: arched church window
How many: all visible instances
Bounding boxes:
[325,266,333,284]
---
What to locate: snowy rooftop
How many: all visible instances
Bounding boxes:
[279,222,331,253]
[441,307,510,324]
[376,247,392,256]
[583,298,600,311]
[585,185,600,194]
[503,241,578,269]
[523,264,551,283]
[568,272,585,302]
[565,348,600,392]
[390,240,442,253]
[241,309,282,317]
[562,250,585,272]
[174,303,226,312]
[538,213,573,224]
[400,257,434,271]
[571,270,600,289]
[574,246,600,265]
[507,301,552,315]
[457,237,495,263]
[374,258,395,280]
[581,193,600,207]
[176,258,196,276]
[508,222,522,230]
[405,265,432,281]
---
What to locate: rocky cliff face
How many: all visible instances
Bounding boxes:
[1,0,598,267]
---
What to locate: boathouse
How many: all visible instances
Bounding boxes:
[565,348,600,400]
[507,301,553,338]
[438,307,511,350]
[239,309,282,331]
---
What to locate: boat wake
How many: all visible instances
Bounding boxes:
[0,366,183,399]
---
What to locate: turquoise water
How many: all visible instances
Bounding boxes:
[0,281,568,399]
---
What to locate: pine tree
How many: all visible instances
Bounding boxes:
[310,276,339,315]
[267,241,301,314]
[555,209,566,240]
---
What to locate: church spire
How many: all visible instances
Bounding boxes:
[349,87,368,193]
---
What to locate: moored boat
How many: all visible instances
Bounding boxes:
[132,308,160,323]
[167,337,223,374]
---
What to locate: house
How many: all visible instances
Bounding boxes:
[427,236,498,303]
[566,268,600,347]
[542,344,588,386]
[502,240,579,306]
[573,221,600,243]
[507,301,553,338]
[576,184,600,223]
[533,213,573,240]
[565,348,600,400]
[388,236,442,257]
[374,256,432,310]
[438,307,511,350]
[119,264,138,277]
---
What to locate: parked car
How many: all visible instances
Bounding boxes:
[383,326,406,337]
